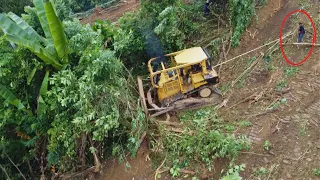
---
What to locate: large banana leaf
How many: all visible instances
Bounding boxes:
[7,12,45,44]
[5,34,63,69]
[40,71,49,96]
[0,84,28,112]
[0,13,35,41]
[27,67,37,85]
[37,95,46,116]
[33,0,52,41]
[37,71,49,116]
[44,1,68,63]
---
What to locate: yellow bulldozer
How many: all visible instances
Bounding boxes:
[138,47,223,117]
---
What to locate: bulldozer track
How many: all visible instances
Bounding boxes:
[163,83,222,106]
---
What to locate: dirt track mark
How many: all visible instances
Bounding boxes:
[248,123,263,143]
[305,100,320,127]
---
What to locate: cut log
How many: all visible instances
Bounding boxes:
[150,107,175,118]
[282,43,320,46]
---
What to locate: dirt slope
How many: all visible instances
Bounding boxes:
[97,0,320,179]
[219,0,320,179]
[80,0,140,24]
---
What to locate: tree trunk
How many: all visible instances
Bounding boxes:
[88,134,101,173]
[80,133,87,171]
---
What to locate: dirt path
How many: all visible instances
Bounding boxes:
[218,0,320,179]
[97,0,320,179]
[80,0,140,24]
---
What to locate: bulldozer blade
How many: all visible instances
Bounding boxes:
[147,88,161,110]
[150,106,175,118]
[173,93,223,111]
[137,76,149,116]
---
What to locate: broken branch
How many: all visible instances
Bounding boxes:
[282,43,320,46]
[155,156,167,180]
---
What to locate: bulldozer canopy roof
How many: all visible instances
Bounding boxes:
[174,47,208,64]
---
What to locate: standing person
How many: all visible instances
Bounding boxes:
[204,2,210,16]
[298,22,305,43]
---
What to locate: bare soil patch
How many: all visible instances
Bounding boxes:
[80,0,140,24]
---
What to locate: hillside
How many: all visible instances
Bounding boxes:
[95,0,320,179]
[0,0,319,179]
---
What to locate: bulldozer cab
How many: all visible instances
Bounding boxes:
[147,47,219,106]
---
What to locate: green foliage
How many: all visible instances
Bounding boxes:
[225,124,236,132]
[110,0,200,72]
[220,164,245,180]
[275,79,288,91]
[0,0,32,15]
[284,67,299,77]
[92,19,117,49]
[299,126,307,136]
[0,0,144,177]
[70,0,114,13]
[237,120,252,128]
[170,159,183,177]
[252,167,268,178]
[256,0,268,6]
[51,0,73,20]
[159,108,250,174]
[64,20,102,55]
[113,12,146,68]
[267,98,287,111]
[44,1,69,62]
[313,168,320,176]
[154,5,197,51]
[228,0,255,47]
[0,84,28,112]
[0,0,69,69]
[21,6,44,36]
[263,140,270,151]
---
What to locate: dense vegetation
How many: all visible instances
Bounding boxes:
[0,0,32,14]
[0,0,261,179]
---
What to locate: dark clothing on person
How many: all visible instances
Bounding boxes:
[299,26,305,35]
[298,25,305,43]
[298,33,304,43]
[204,3,210,16]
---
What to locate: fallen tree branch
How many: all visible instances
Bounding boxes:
[179,169,196,175]
[231,52,264,88]
[241,151,271,156]
[282,43,320,46]
[165,113,170,121]
[217,38,226,76]
[226,92,258,110]
[5,152,26,180]
[155,157,167,180]
[138,131,147,148]
[0,164,11,180]
[156,120,181,127]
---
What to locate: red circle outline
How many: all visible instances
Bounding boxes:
[279,10,317,66]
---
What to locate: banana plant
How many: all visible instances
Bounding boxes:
[0,0,69,69]
[0,0,70,116]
